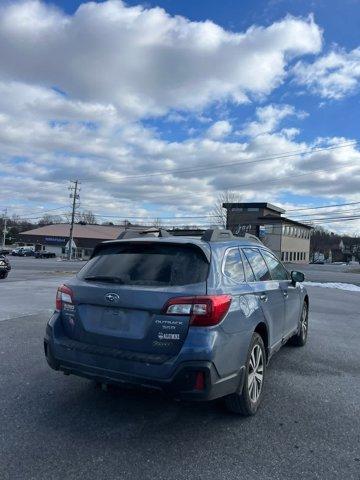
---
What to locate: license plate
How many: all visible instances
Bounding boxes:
[101,308,131,332]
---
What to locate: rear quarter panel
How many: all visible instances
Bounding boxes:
[204,245,269,377]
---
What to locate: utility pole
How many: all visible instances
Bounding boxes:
[68,180,80,260]
[2,209,7,248]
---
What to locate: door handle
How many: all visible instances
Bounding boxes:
[260,294,268,302]
[283,291,288,299]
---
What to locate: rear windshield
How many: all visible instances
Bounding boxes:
[78,243,209,286]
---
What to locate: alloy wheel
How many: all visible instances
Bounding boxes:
[248,344,264,403]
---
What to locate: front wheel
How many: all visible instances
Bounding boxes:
[289,301,308,347]
[225,333,266,416]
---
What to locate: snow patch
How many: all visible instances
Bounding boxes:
[303,281,360,292]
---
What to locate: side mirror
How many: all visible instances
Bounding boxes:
[291,270,305,284]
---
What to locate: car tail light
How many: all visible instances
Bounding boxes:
[55,284,74,311]
[164,295,232,327]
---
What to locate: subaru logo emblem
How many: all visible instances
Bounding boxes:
[105,293,120,303]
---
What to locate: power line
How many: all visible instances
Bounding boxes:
[0,205,68,216]
[286,201,360,212]
[16,189,358,223]
[97,141,358,182]
[292,208,360,218]
[303,214,360,223]
[122,160,359,203]
[14,207,360,224]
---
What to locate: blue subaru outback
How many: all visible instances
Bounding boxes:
[44,228,308,415]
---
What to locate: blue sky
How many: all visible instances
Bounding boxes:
[0,0,359,232]
[49,0,360,141]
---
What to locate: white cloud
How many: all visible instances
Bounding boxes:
[293,47,360,99]
[0,1,322,118]
[207,120,232,139]
[239,104,306,137]
[0,2,359,234]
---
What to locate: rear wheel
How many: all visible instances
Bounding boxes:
[289,301,308,347]
[225,333,266,416]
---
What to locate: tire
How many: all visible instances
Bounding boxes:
[225,332,266,416]
[289,301,309,347]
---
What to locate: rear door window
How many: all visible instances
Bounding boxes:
[223,248,245,283]
[242,248,271,281]
[78,243,209,286]
[260,250,289,281]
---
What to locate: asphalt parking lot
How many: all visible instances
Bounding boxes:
[2,256,84,282]
[0,258,359,480]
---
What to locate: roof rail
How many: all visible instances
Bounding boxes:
[117,228,171,240]
[243,233,263,245]
[201,228,235,242]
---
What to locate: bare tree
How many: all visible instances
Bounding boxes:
[76,210,97,224]
[210,190,241,228]
[38,214,64,226]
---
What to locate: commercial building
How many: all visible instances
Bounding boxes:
[223,202,312,263]
[18,223,135,259]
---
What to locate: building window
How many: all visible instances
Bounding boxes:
[289,252,292,261]
[281,252,284,261]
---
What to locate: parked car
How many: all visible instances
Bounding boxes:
[44,228,308,416]
[11,247,34,257]
[0,248,11,255]
[35,250,56,259]
[0,255,11,279]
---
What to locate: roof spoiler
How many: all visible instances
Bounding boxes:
[117,228,171,240]
[201,228,235,242]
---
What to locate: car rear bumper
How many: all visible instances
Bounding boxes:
[44,317,245,402]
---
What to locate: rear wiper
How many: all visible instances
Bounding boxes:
[84,275,125,284]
